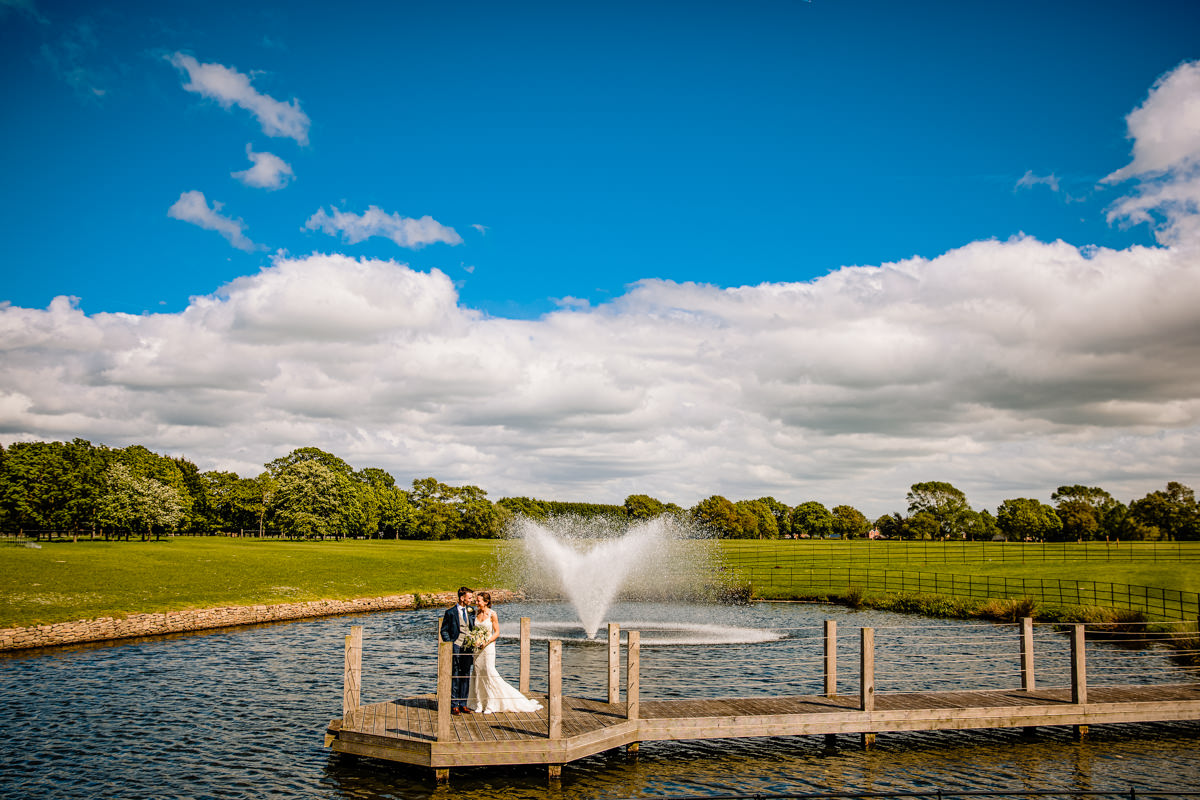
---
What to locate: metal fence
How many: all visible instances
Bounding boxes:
[728,566,1200,621]
[721,540,1200,566]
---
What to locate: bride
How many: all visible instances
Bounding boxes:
[467,592,543,714]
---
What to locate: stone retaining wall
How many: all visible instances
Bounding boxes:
[0,589,523,652]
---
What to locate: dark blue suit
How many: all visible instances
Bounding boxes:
[440,603,476,710]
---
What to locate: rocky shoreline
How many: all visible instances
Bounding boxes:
[0,589,523,652]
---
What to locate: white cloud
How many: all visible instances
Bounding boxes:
[1105,60,1200,182]
[1104,60,1200,246]
[305,206,463,249]
[232,144,294,190]
[1015,170,1059,192]
[167,190,259,252]
[5,64,1200,517]
[471,224,490,235]
[167,52,310,145]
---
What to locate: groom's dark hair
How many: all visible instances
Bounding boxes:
[458,586,472,599]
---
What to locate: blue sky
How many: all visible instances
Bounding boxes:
[3,0,1200,515]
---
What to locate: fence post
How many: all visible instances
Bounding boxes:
[608,622,621,704]
[1020,617,1035,691]
[626,629,641,757]
[626,630,640,721]
[824,619,838,697]
[437,637,452,742]
[548,639,562,740]
[519,617,531,694]
[1071,623,1087,705]
[859,627,875,711]
[343,625,363,720]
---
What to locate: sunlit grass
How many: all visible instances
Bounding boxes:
[0,538,508,627]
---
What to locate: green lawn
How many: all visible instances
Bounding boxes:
[0,537,508,627]
[2,536,1196,629]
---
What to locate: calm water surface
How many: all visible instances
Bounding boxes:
[1,601,1197,799]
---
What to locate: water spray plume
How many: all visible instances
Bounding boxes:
[510,514,717,638]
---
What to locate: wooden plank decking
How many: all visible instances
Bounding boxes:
[326,683,1200,770]
[324,620,1200,779]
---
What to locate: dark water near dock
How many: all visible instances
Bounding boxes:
[1,601,1197,799]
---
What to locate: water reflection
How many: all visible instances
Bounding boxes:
[1,601,1197,799]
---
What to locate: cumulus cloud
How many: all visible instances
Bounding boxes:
[167,190,259,251]
[1105,61,1200,182]
[305,206,463,249]
[4,64,1200,515]
[232,144,294,190]
[167,52,310,145]
[1104,60,1200,246]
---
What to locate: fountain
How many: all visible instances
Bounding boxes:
[508,513,777,644]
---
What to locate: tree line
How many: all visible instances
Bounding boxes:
[1,440,1196,541]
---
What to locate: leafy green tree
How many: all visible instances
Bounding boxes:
[735,499,779,539]
[624,494,667,519]
[874,512,905,539]
[961,508,1000,541]
[907,510,940,540]
[791,501,833,538]
[98,462,186,539]
[1127,482,1200,541]
[907,481,971,539]
[1051,485,1118,541]
[271,459,358,539]
[831,505,870,539]
[691,495,756,538]
[996,498,1063,542]
[0,439,109,535]
[498,497,547,520]
[756,496,792,538]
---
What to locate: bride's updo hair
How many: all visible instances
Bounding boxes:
[476,591,492,608]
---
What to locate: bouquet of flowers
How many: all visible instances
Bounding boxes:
[464,626,490,651]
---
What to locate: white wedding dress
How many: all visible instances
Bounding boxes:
[467,618,543,714]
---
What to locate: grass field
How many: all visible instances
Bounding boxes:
[1,536,1197,628]
[0,538,506,628]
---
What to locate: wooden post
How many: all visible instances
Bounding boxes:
[1071,623,1087,705]
[1020,617,1035,691]
[548,640,562,740]
[437,638,452,742]
[859,627,875,711]
[824,619,838,697]
[626,629,640,758]
[626,630,640,721]
[519,616,531,694]
[343,625,362,720]
[608,623,621,704]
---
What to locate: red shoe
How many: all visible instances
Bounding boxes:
[451,708,461,715]
[461,707,475,713]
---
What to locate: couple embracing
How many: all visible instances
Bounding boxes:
[439,587,543,715]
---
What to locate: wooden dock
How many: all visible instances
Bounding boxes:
[324,620,1200,782]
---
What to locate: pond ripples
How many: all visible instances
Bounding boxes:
[1,601,1198,799]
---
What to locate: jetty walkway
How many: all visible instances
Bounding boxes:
[324,620,1200,782]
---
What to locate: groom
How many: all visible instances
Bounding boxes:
[439,586,476,715]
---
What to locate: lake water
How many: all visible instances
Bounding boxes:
[1,601,1198,799]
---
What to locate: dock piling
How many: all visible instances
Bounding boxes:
[824,619,837,697]
[1071,623,1087,705]
[608,623,621,704]
[548,639,563,740]
[343,625,362,720]
[436,637,451,741]
[626,630,640,721]
[1020,617,1035,691]
[519,617,530,694]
